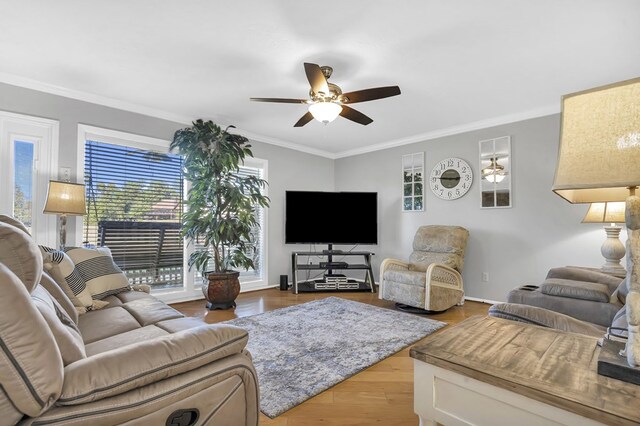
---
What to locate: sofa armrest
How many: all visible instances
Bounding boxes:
[379,258,409,299]
[380,258,409,272]
[426,263,462,290]
[424,263,464,310]
[58,324,248,405]
[547,267,623,293]
[489,303,607,338]
[540,278,611,303]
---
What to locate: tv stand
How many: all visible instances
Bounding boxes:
[291,248,376,294]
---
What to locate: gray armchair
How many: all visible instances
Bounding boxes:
[379,225,469,313]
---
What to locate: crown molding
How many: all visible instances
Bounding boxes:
[0,71,194,125]
[1,72,559,160]
[235,128,336,159]
[333,104,560,159]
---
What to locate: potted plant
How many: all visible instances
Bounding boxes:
[170,119,269,309]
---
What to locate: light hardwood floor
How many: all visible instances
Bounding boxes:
[172,288,489,426]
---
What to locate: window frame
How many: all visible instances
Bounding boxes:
[235,157,269,292]
[77,124,270,303]
[0,110,59,247]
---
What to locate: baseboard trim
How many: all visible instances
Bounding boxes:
[464,296,502,305]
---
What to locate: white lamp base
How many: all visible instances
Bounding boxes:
[625,193,640,367]
[601,225,626,275]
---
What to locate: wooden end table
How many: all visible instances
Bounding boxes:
[411,316,640,426]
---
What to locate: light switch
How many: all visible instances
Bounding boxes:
[59,167,71,182]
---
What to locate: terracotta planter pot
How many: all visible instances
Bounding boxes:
[203,270,240,310]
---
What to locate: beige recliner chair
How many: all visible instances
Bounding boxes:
[379,225,469,313]
[0,218,259,425]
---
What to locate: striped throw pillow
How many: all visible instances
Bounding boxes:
[65,247,130,300]
[40,246,95,313]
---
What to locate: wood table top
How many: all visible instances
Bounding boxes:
[410,316,640,426]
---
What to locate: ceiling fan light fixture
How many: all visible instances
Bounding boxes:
[309,102,342,124]
[481,158,506,183]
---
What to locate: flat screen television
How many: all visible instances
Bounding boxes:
[285,191,378,245]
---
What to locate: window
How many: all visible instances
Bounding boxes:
[13,141,35,231]
[192,159,268,291]
[237,163,266,283]
[83,139,184,291]
[78,125,269,301]
[0,111,58,246]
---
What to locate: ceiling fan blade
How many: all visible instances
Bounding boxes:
[341,86,401,104]
[304,62,330,96]
[294,111,314,127]
[339,105,373,125]
[250,97,308,104]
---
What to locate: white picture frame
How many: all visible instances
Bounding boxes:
[479,136,512,209]
[402,152,424,211]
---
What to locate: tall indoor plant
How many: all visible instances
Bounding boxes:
[171,119,269,309]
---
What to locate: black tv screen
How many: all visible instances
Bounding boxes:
[285,191,378,245]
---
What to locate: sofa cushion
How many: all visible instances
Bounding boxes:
[540,278,611,303]
[116,289,155,303]
[507,286,621,328]
[546,267,624,294]
[0,221,42,292]
[409,225,468,272]
[40,247,99,313]
[0,264,63,417]
[157,317,208,333]
[100,294,124,308]
[383,269,426,287]
[31,285,86,365]
[121,297,184,326]
[65,247,130,300]
[85,325,170,356]
[409,252,463,273]
[39,272,79,324]
[78,306,142,344]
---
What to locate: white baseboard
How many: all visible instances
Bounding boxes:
[464,296,502,305]
[160,284,279,305]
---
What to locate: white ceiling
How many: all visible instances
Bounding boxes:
[1,0,639,158]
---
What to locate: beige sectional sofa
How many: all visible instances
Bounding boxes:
[0,217,259,425]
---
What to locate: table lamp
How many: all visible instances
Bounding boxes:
[582,202,626,276]
[552,76,640,378]
[43,180,86,250]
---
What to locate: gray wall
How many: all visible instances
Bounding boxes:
[0,82,334,288]
[335,115,611,301]
[1,81,613,299]
[246,143,334,284]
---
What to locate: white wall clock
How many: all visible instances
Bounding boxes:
[429,157,473,200]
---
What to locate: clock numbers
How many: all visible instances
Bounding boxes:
[429,157,473,200]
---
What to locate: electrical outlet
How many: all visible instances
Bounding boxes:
[482,272,489,282]
[59,167,71,182]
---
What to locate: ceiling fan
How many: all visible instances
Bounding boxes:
[250,62,401,127]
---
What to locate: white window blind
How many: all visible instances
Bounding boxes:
[192,164,266,285]
[238,165,265,281]
[83,140,184,290]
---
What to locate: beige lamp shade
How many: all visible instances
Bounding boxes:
[582,202,626,224]
[552,77,640,204]
[43,180,86,215]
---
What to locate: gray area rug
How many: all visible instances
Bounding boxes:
[225,296,446,418]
